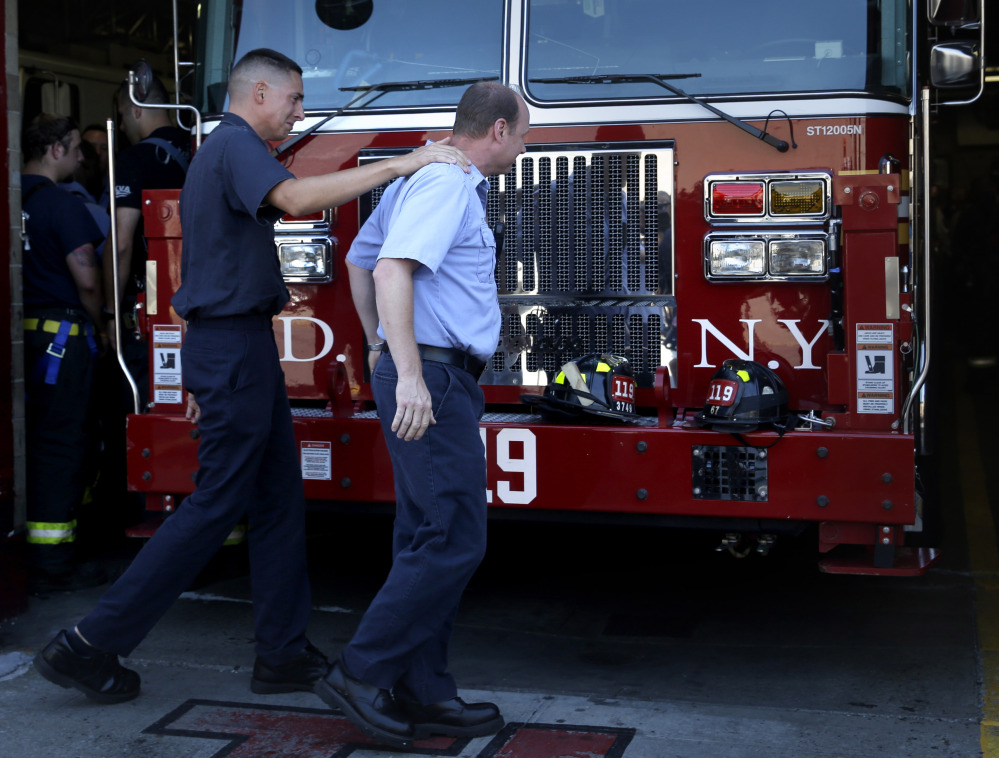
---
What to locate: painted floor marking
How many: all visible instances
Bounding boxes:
[144,699,636,758]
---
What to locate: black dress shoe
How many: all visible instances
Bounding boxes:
[314,661,415,749]
[251,641,330,694]
[395,686,504,738]
[33,630,140,704]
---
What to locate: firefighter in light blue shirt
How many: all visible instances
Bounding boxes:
[316,82,530,750]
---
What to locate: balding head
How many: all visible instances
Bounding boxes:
[447,82,529,177]
[453,81,522,139]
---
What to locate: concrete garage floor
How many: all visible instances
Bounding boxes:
[0,502,985,758]
[0,336,993,757]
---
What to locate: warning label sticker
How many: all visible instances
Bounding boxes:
[301,441,332,481]
[856,323,894,414]
[152,325,183,405]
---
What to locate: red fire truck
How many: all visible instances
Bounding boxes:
[119,0,986,575]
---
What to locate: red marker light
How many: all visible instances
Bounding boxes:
[711,182,765,216]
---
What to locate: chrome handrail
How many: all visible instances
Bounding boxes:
[105,118,141,415]
[900,88,933,434]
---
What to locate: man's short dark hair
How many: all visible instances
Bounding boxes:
[231,48,304,83]
[23,113,77,163]
[453,82,521,139]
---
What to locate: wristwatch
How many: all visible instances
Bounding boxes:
[365,342,386,352]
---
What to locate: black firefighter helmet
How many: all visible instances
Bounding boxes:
[694,359,791,433]
[521,353,640,422]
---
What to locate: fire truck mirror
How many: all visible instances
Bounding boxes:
[927,0,980,27]
[929,42,981,89]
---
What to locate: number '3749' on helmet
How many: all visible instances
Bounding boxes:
[521,353,640,422]
[694,359,790,433]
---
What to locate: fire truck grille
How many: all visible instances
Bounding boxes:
[364,143,676,389]
[691,445,769,502]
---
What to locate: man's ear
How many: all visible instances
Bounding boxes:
[493,118,507,141]
[254,81,268,103]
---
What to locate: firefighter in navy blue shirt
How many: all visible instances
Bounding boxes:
[21,114,108,594]
[34,48,469,705]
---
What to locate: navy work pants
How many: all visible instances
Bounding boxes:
[78,316,312,665]
[341,354,488,705]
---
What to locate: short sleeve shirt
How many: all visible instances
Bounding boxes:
[115,126,190,211]
[22,174,103,311]
[172,113,294,320]
[115,126,190,288]
[347,161,501,362]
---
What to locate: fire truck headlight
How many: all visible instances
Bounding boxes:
[277,239,334,282]
[708,240,766,276]
[769,239,826,276]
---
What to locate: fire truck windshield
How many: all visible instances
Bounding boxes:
[195,0,908,114]
[195,0,504,113]
[525,0,910,101]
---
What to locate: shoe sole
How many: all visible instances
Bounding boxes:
[33,653,139,705]
[413,714,505,739]
[314,678,414,750]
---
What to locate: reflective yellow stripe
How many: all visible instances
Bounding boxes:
[26,520,77,545]
[223,524,247,546]
[24,319,83,336]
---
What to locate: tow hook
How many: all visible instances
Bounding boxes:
[756,534,777,556]
[715,533,751,558]
[715,533,777,558]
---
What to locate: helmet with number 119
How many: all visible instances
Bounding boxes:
[694,359,790,433]
[521,353,640,422]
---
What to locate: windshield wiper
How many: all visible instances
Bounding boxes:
[340,76,499,93]
[530,74,790,153]
[273,76,498,158]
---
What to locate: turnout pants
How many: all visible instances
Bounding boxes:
[78,315,312,665]
[342,354,488,705]
[24,309,98,573]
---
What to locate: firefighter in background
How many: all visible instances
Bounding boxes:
[21,114,108,594]
[105,66,190,402]
[34,47,469,705]
[98,67,191,545]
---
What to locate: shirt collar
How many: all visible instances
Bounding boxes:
[422,140,489,192]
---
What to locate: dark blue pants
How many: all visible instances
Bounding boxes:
[25,309,97,573]
[78,317,312,665]
[341,354,487,704]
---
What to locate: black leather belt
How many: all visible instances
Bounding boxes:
[384,343,486,380]
[186,313,274,330]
